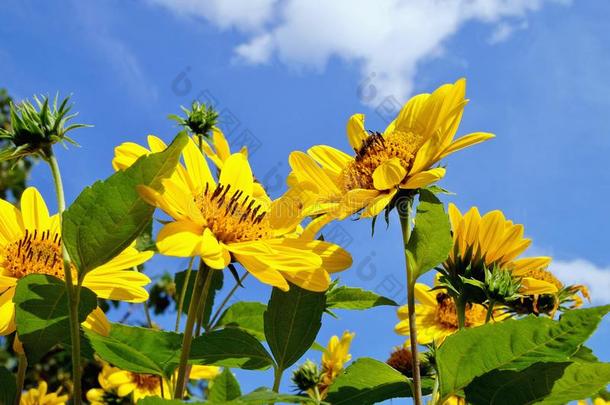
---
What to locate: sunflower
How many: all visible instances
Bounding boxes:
[20,381,68,405]
[395,283,488,344]
[114,136,352,292]
[0,187,152,336]
[445,204,563,299]
[320,331,354,391]
[87,363,220,403]
[286,79,494,224]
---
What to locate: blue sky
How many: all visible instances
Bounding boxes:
[1,0,609,397]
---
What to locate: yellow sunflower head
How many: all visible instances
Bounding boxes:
[0,187,152,336]
[320,331,355,387]
[20,381,68,405]
[286,79,494,222]
[113,136,352,292]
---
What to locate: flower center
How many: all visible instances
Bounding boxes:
[435,293,486,329]
[194,183,271,244]
[130,373,160,392]
[1,229,63,279]
[340,130,423,191]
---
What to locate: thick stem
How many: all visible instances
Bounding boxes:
[208,272,248,330]
[175,257,195,332]
[46,151,83,405]
[455,296,466,329]
[398,201,423,405]
[272,367,283,393]
[173,260,213,399]
[13,353,27,405]
[485,300,494,324]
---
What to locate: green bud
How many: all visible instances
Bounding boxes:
[169,101,219,138]
[484,266,522,304]
[291,360,321,393]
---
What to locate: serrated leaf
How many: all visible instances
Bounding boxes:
[215,302,266,341]
[326,286,398,310]
[0,366,16,405]
[63,132,187,276]
[14,274,97,362]
[437,305,610,399]
[175,268,223,327]
[208,368,242,402]
[325,358,433,405]
[465,361,610,405]
[264,283,326,372]
[85,323,183,377]
[189,328,274,370]
[405,189,452,281]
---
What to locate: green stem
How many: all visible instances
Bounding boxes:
[13,353,27,405]
[174,257,195,332]
[208,272,248,330]
[455,296,466,329]
[430,374,439,405]
[398,200,423,405]
[173,260,214,399]
[46,150,83,405]
[272,367,283,393]
[485,300,494,324]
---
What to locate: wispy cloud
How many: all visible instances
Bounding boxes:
[550,259,610,305]
[147,0,570,106]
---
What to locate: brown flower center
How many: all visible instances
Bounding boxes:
[131,373,160,392]
[340,130,423,191]
[2,229,64,279]
[194,183,271,244]
[435,293,486,329]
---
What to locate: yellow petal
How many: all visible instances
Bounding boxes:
[183,137,215,194]
[82,307,111,336]
[401,168,446,189]
[83,267,151,303]
[308,145,352,175]
[440,132,495,159]
[268,195,303,236]
[346,113,368,151]
[283,268,330,292]
[231,239,323,272]
[372,158,407,190]
[212,127,231,161]
[156,221,206,257]
[0,197,23,245]
[200,229,229,270]
[21,187,51,230]
[520,277,558,295]
[280,238,352,273]
[233,253,289,291]
[147,135,168,153]
[414,283,438,307]
[337,188,380,218]
[289,151,341,196]
[510,257,553,276]
[0,287,16,335]
[394,93,430,134]
[360,189,397,218]
[189,365,221,380]
[112,142,150,171]
[219,153,254,197]
[92,247,154,273]
[302,214,334,241]
[478,211,506,259]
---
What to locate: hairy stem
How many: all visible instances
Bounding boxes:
[13,353,27,405]
[455,296,466,329]
[272,366,283,393]
[46,150,83,405]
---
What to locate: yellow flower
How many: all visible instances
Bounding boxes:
[320,331,354,388]
[20,381,68,405]
[395,283,488,344]
[0,187,152,336]
[286,79,493,226]
[578,398,610,405]
[446,204,559,296]
[89,363,220,403]
[113,136,352,292]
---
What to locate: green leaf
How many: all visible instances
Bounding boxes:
[208,368,242,402]
[0,366,16,405]
[63,132,187,275]
[325,358,433,405]
[437,305,610,399]
[215,302,266,340]
[223,388,317,404]
[189,328,274,370]
[264,283,326,372]
[175,269,223,328]
[85,323,183,377]
[465,361,610,405]
[405,189,452,281]
[135,218,157,252]
[137,398,199,405]
[14,274,97,362]
[326,286,398,310]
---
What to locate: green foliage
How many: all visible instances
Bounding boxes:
[405,189,452,281]
[63,132,187,276]
[14,274,97,362]
[264,283,326,373]
[168,101,219,138]
[207,368,242,402]
[437,305,610,400]
[326,358,432,405]
[215,301,266,340]
[175,268,223,327]
[326,286,398,310]
[465,361,610,405]
[85,323,183,378]
[137,389,316,404]
[0,365,16,405]
[189,328,274,370]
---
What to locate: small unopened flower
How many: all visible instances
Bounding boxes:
[0,94,88,160]
[291,360,321,393]
[169,101,219,138]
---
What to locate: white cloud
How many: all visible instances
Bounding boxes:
[149,0,569,106]
[550,259,610,305]
[147,0,279,31]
